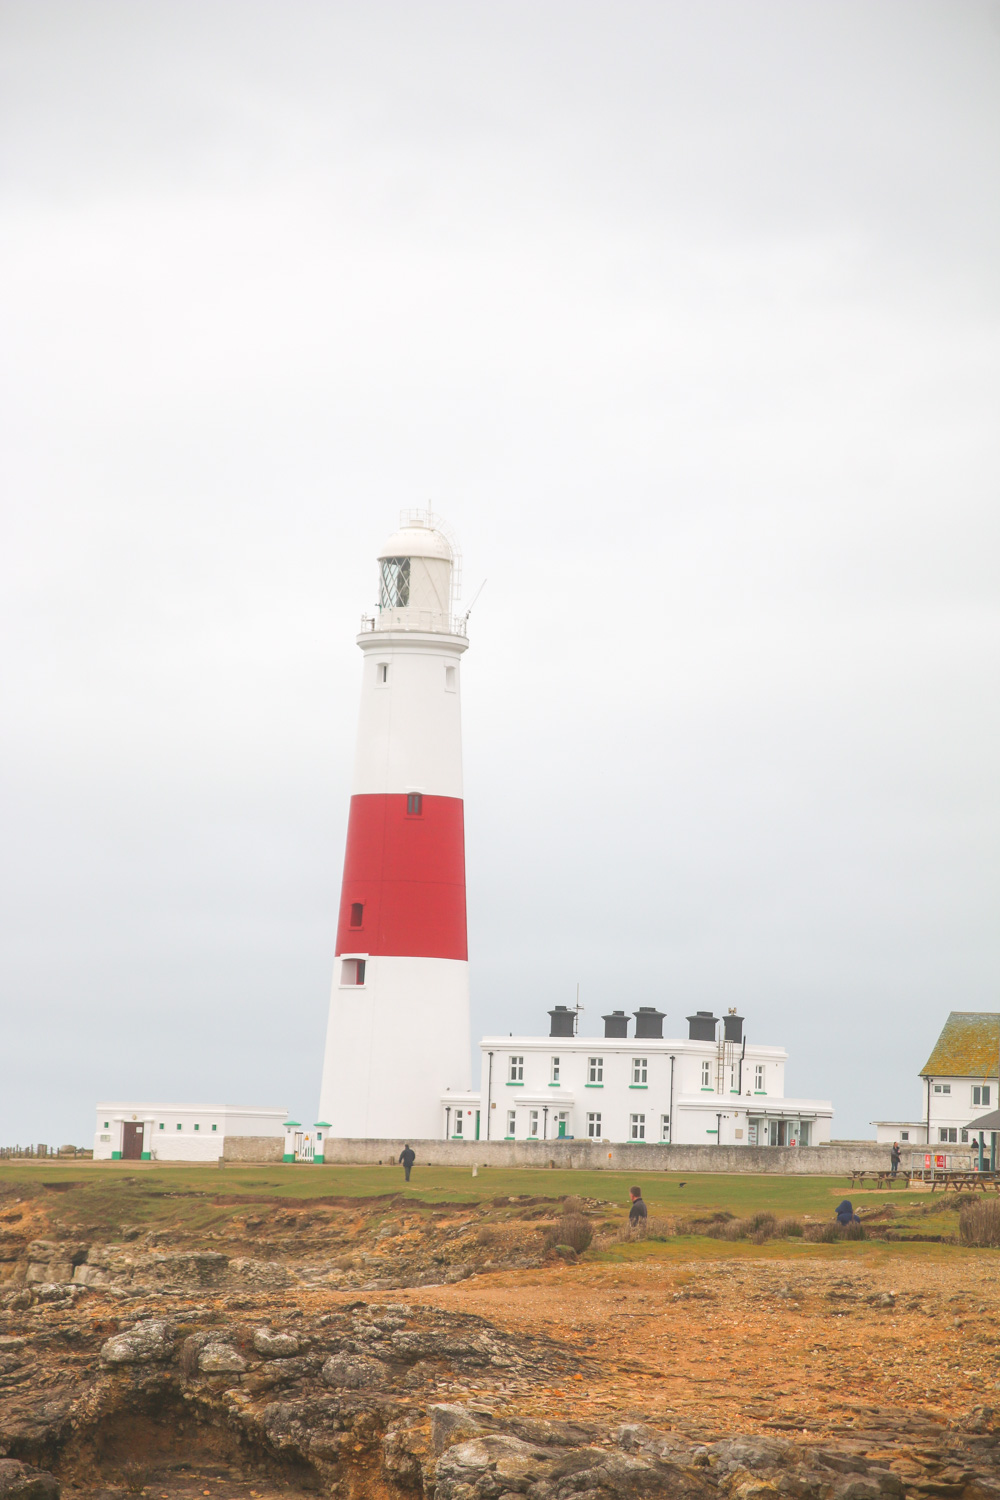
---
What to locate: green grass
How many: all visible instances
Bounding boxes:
[0,1159,966,1247]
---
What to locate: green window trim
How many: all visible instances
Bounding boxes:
[706,1128,718,1134]
[585,1083,604,1088]
[504,1134,515,1140]
[547,1082,561,1087]
[754,1091,767,1095]
[629,1085,648,1090]
[506,1081,524,1086]
[700,1087,715,1092]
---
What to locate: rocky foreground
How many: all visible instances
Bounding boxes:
[2,1184,1000,1500]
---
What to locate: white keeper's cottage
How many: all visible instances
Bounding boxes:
[443,1006,833,1146]
[873,1011,1000,1155]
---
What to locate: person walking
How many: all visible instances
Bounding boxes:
[399,1144,416,1182]
[628,1186,647,1228]
[890,1141,901,1178]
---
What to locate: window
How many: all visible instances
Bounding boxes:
[729,1067,737,1092]
[159,1123,164,1131]
[961,1129,969,1143]
[407,793,423,816]
[379,557,410,609]
[701,1061,712,1088]
[445,665,457,691]
[506,1110,516,1137]
[341,958,366,986]
[350,902,364,928]
[529,1110,539,1137]
[176,1123,182,1131]
[754,1065,766,1092]
[103,1121,109,1129]
[212,1124,217,1132]
[632,1057,647,1085]
[509,1056,524,1082]
[938,1127,958,1143]
[454,1113,464,1137]
[900,1131,909,1141]
[933,1084,951,1095]
[630,1114,646,1141]
[551,1056,560,1084]
[661,1113,670,1139]
[587,1112,602,1139]
[378,662,389,684]
[588,1056,604,1084]
[973,1086,991,1107]
[194,1123,200,1131]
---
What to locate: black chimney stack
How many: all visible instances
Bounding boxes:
[548,1005,576,1038]
[687,1010,718,1041]
[602,1010,629,1038]
[634,1006,666,1039]
[723,1012,744,1044]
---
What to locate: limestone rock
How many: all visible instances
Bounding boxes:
[321,1353,388,1389]
[198,1343,247,1374]
[0,1460,59,1500]
[253,1328,300,1358]
[100,1319,174,1364]
[431,1403,484,1455]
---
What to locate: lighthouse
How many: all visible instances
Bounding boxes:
[317,513,472,1139]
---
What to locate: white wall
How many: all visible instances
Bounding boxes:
[319,955,472,1138]
[924,1076,997,1145]
[352,631,467,798]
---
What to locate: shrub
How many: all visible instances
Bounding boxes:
[747,1211,778,1237]
[543,1213,592,1255]
[777,1218,804,1237]
[476,1225,498,1246]
[960,1199,1000,1247]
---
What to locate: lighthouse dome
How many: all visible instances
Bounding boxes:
[375,513,459,635]
[378,523,452,563]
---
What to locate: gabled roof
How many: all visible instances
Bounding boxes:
[921,1012,1000,1078]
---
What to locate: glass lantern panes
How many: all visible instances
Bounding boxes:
[379,557,410,609]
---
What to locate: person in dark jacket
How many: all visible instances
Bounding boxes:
[399,1144,416,1182]
[628,1186,647,1227]
[890,1142,901,1177]
[835,1199,860,1226]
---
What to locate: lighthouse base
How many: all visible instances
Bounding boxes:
[317,955,471,1140]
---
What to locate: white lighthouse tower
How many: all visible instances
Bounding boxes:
[317,513,472,1139]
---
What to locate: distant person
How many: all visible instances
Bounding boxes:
[628,1186,647,1228]
[399,1144,416,1182]
[890,1142,901,1177]
[835,1199,860,1226]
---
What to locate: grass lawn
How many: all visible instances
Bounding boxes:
[0,1159,968,1245]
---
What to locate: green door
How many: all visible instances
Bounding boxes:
[475,1110,480,1141]
[558,1119,566,1138]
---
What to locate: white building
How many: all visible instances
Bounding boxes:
[874,1011,999,1155]
[93,1104,288,1162]
[317,513,473,1140]
[444,1006,832,1146]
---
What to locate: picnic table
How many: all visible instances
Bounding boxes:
[847,1169,900,1189]
[925,1170,1000,1193]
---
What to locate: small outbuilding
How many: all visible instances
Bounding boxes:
[93,1104,288,1162]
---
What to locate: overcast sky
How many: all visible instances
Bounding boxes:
[2,0,998,1147]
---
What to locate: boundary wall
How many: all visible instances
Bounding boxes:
[313,1138,920,1174]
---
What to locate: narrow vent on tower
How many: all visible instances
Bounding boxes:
[445,665,456,691]
[378,663,389,684]
[407,793,423,816]
[349,902,364,928]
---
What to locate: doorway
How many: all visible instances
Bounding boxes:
[121,1122,144,1160]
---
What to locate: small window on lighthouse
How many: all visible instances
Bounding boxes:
[407,793,423,816]
[377,663,389,685]
[350,902,364,928]
[340,959,367,987]
[445,665,456,691]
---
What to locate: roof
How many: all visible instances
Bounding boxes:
[966,1108,1000,1132]
[921,1012,1000,1078]
[378,523,452,563]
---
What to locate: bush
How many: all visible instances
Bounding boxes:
[476,1225,498,1246]
[543,1213,593,1255]
[960,1199,1000,1247]
[777,1218,804,1237]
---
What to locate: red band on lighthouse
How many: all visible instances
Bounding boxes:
[335,793,468,961]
